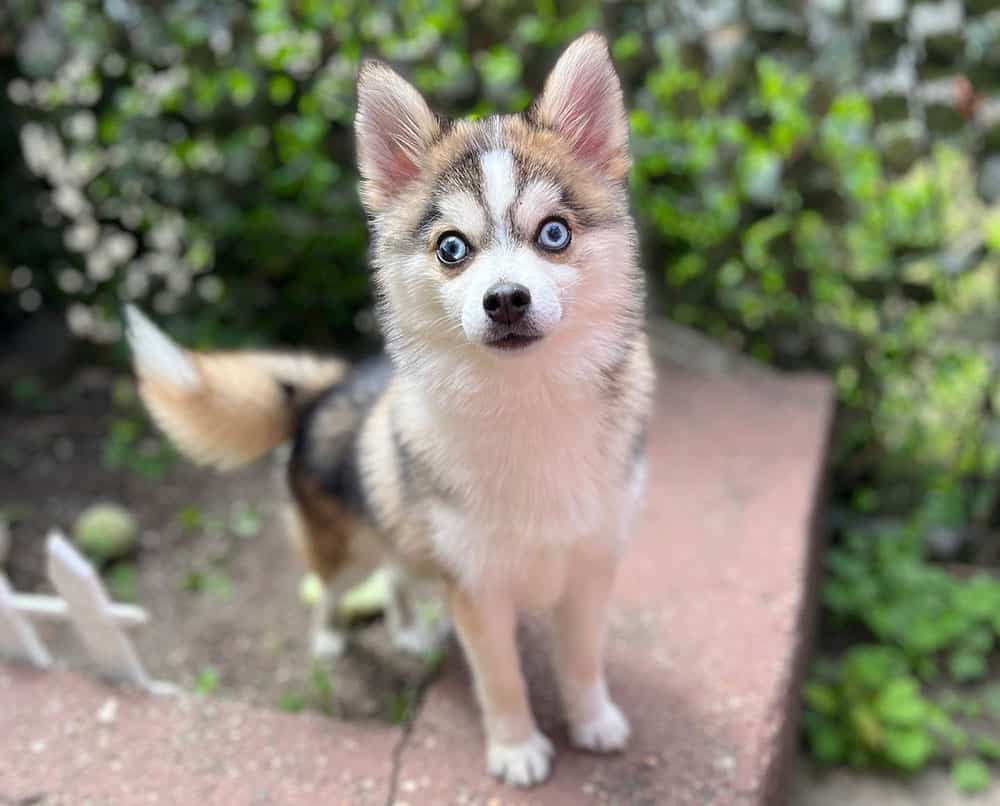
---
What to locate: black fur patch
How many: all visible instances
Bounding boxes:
[414,201,441,237]
[511,150,607,230]
[290,355,393,520]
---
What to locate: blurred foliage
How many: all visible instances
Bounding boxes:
[0,0,602,350]
[804,497,1000,778]
[4,0,1000,782]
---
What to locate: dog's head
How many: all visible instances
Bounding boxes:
[356,34,642,387]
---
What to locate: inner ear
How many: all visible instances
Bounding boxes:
[355,62,440,212]
[533,33,629,179]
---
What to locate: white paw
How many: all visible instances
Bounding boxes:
[310,628,346,659]
[487,731,554,787]
[570,700,630,753]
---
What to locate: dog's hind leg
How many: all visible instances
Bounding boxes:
[385,566,448,656]
[285,498,369,660]
[310,564,371,659]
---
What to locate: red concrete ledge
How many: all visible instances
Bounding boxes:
[394,357,834,805]
[0,664,399,805]
[0,330,834,806]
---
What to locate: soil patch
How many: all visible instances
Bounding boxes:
[0,367,439,721]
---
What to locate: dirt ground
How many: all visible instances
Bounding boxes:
[0,367,439,722]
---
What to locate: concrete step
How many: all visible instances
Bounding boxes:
[0,337,834,806]
[0,664,399,804]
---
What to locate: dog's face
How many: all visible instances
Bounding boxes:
[356,34,642,385]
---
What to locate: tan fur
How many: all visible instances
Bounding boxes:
[136,351,347,470]
[286,470,358,580]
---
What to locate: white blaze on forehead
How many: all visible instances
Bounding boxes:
[436,189,487,243]
[479,149,516,240]
[514,179,561,237]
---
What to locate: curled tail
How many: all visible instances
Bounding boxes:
[124,306,347,470]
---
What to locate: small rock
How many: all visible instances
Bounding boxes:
[97,698,119,724]
[74,503,138,563]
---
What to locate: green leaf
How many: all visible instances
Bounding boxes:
[177,506,203,531]
[804,681,839,715]
[952,758,991,793]
[269,75,295,104]
[883,728,934,771]
[612,32,642,61]
[850,704,883,749]
[806,717,847,764]
[982,683,1000,718]
[949,649,988,683]
[106,563,138,602]
[194,666,220,695]
[277,691,305,713]
[975,735,1000,761]
[985,210,1000,254]
[875,678,928,727]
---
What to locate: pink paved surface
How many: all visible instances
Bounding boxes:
[394,362,833,805]
[0,665,399,805]
[0,357,833,806]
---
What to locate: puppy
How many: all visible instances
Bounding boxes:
[126,32,653,787]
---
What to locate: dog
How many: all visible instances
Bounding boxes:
[125,32,653,788]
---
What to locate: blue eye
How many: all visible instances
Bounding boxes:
[436,232,470,265]
[536,218,571,252]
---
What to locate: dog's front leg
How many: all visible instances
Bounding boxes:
[449,584,553,787]
[553,542,630,753]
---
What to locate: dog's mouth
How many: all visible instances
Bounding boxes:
[484,330,544,352]
[489,333,541,351]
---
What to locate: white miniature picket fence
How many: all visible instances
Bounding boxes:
[0,529,173,694]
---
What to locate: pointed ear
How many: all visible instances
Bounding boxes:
[355,61,440,211]
[533,33,629,179]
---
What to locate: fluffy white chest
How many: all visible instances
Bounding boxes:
[417,385,627,601]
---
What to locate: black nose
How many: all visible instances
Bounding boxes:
[483,282,532,325]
